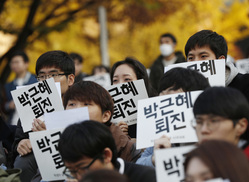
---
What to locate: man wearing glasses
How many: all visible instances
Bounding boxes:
[12,50,75,182]
[59,120,156,182]
[192,87,249,159]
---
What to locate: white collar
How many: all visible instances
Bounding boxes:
[117,158,125,174]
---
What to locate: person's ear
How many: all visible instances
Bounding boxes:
[103,147,113,164]
[218,55,225,60]
[67,74,75,86]
[102,110,111,123]
[235,118,248,138]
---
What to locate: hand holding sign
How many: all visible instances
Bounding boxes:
[152,135,171,165]
[17,139,32,156]
[117,121,129,135]
[32,118,46,132]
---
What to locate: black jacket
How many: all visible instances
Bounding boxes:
[149,55,186,91]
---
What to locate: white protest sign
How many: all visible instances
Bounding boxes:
[235,58,249,74]
[11,78,64,132]
[106,79,148,125]
[165,59,225,86]
[45,107,89,130]
[17,82,62,97]
[83,73,111,88]
[137,91,201,149]
[155,145,196,182]
[30,128,65,181]
[205,179,230,182]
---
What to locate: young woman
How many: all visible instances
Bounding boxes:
[184,140,249,182]
[110,57,157,138]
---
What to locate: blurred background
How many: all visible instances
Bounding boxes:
[1,0,249,84]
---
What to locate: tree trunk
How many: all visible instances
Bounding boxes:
[0,0,41,84]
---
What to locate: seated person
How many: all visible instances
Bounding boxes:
[192,86,249,159]
[136,67,210,167]
[184,140,249,182]
[185,29,249,103]
[58,120,156,182]
[13,50,75,182]
[63,81,141,163]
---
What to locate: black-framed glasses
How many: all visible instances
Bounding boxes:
[36,73,69,81]
[63,155,100,179]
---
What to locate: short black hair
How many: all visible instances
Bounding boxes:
[63,81,114,125]
[159,67,210,93]
[35,50,75,75]
[185,30,228,59]
[160,33,177,44]
[110,57,157,97]
[10,50,29,63]
[58,120,118,167]
[193,87,249,140]
[69,52,83,63]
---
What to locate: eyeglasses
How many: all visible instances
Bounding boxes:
[63,155,100,179]
[36,73,69,81]
[191,116,235,131]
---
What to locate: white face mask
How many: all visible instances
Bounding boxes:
[160,44,174,56]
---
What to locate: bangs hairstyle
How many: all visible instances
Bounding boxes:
[35,50,75,75]
[185,30,228,59]
[184,140,249,182]
[58,120,118,167]
[158,67,210,93]
[110,57,157,97]
[63,81,114,124]
[193,87,249,140]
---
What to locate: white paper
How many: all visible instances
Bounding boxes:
[155,145,196,182]
[83,73,111,88]
[17,82,61,97]
[11,78,64,132]
[136,91,201,149]
[45,107,89,130]
[106,79,148,125]
[29,128,66,181]
[165,59,226,86]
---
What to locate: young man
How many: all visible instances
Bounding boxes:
[149,33,186,91]
[58,120,156,182]
[185,29,249,102]
[69,52,88,83]
[12,50,75,182]
[4,51,37,125]
[193,87,249,158]
[136,68,210,167]
[63,81,141,163]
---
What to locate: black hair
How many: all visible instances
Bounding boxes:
[160,33,177,44]
[58,120,118,167]
[193,87,249,140]
[159,67,210,93]
[9,50,29,63]
[35,50,75,75]
[69,52,83,63]
[92,65,110,75]
[63,81,114,126]
[110,57,157,97]
[185,30,228,59]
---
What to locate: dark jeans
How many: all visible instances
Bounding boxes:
[14,153,38,182]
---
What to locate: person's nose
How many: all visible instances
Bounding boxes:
[200,122,210,134]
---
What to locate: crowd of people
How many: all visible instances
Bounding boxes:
[0,29,249,182]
